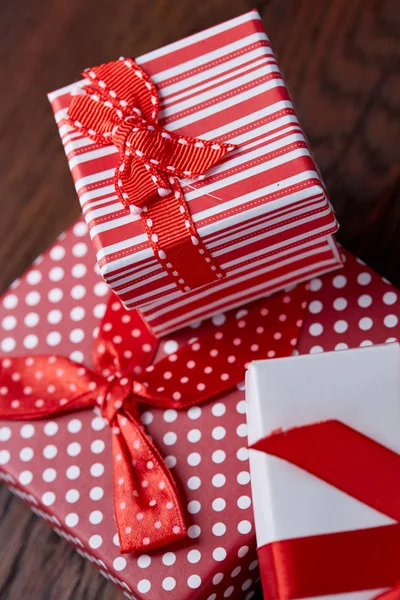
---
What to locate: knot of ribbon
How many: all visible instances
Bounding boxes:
[65,58,236,292]
[0,285,308,553]
[253,420,400,599]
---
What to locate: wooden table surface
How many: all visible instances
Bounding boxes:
[0,0,399,598]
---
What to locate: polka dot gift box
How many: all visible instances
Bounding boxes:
[1,210,400,599]
[48,10,342,337]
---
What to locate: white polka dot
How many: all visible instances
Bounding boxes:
[187,575,201,589]
[73,222,88,237]
[383,291,397,305]
[213,547,227,561]
[50,245,66,260]
[163,432,177,445]
[212,450,226,464]
[236,400,247,414]
[309,278,322,291]
[165,455,177,468]
[19,470,33,485]
[357,272,372,286]
[212,473,226,488]
[163,340,178,354]
[212,497,226,512]
[94,282,109,297]
[137,579,151,593]
[66,489,80,503]
[162,552,176,566]
[91,440,105,454]
[42,468,57,483]
[238,495,252,509]
[309,323,323,336]
[384,314,398,328]
[359,317,373,331]
[333,319,348,333]
[93,304,106,319]
[187,476,201,490]
[238,520,252,534]
[72,264,87,279]
[188,406,202,420]
[212,426,226,440]
[89,535,102,549]
[163,409,177,423]
[188,525,201,538]
[72,242,88,257]
[70,350,84,364]
[310,345,323,354]
[333,297,347,311]
[237,447,249,461]
[140,411,153,425]
[65,513,79,527]
[187,452,201,467]
[238,545,249,558]
[67,419,82,434]
[187,549,201,564]
[42,491,56,506]
[187,500,201,514]
[3,294,18,309]
[70,328,84,343]
[47,309,62,324]
[25,312,39,327]
[236,423,248,437]
[211,402,226,417]
[308,300,323,314]
[66,465,81,480]
[71,285,86,300]
[49,266,64,282]
[335,342,349,351]
[242,580,253,591]
[67,442,81,457]
[231,567,241,577]
[333,275,347,289]
[224,586,234,597]
[0,427,11,442]
[26,270,42,285]
[46,331,62,347]
[89,510,103,524]
[212,313,226,326]
[137,555,151,569]
[162,577,176,591]
[187,429,201,443]
[44,422,59,436]
[90,486,104,501]
[43,445,57,459]
[48,288,63,303]
[0,450,10,465]
[20,424,35,439]
[70,307,85,321]
[90,463,104,477]
[213,573,224,585]
[237,471,251,485]
[26,291,41,306]
[2,316,17,331]
[113,557,127,572]
[1,337,16,352]
[20,448,35,463]
[91,417,106,431]
[212,522,226,536]
[357,294,372,308]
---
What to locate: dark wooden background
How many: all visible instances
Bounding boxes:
[0,0,399,598]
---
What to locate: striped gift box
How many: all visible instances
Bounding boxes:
[49,10,342,336]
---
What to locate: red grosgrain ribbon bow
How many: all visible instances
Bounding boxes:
[0,285,307,553]
[252,421,400,599]
[65,58,235,292]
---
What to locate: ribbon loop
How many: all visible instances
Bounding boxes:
[65,58,236,292]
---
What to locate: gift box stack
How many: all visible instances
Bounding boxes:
[1,8,399,600]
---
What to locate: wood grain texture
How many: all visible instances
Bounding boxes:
[0,0,398,598]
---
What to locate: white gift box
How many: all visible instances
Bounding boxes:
[246,342,400,600]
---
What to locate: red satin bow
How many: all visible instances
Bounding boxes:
[0,284,308,553]
[253,420,400,599]
[66,58,235,292]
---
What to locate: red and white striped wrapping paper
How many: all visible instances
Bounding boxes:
[49,10,341,336]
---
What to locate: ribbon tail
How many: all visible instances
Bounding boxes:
[112,409,187,553]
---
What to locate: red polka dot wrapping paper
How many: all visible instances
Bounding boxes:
[0,218,400,600]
